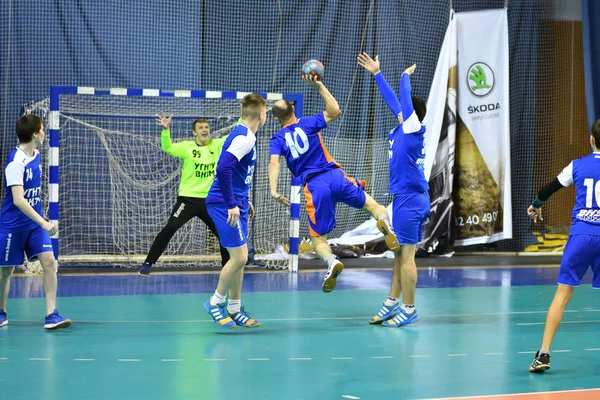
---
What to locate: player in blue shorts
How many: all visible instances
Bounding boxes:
[269,74,400,293]
[203,94,267,329]
[358,53,430,327]
[527,119,600,372]
[0,115,71,329]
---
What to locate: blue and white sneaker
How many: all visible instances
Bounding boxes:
[44,310,72,330]
[0,309,7,327]
[382,307,419,327]
[322,259,344,293]
[204,299,235,329]
[138,263,151,278]
[368,302,400,324]
[228,306,261,328]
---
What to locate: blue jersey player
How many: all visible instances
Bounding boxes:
[358,53,430,327]
[527,120,600,373]
[0,115,71,329]
[204,94,267,329]
[268,74,400,293]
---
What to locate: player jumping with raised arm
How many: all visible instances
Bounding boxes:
[527,120,600,373]
[0,115,71,329]
[268,74,399,293]
[204,94,267,329]
[138,115,229,277]
[358,53,430,327]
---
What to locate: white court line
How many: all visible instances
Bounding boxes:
[371,356,393,359]
[552,350,571,353]
[29,358,50,361]
[73,358,95,361]
[484,353,503,356]
[517,319,600,326]
[342,396,361,400]
[0,358,7,360]
[517,351,536,354]
[118,359,140,362]
[10,309,598,325]
[161,359,183,362]
[447,354,467,357]
[585,348,600,351]
[247,358,270,361]
[289,358,311,361]
[204,358,226,362]
[331,357,353,360]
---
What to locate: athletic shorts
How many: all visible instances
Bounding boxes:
[206,203,249,248]
[392,192,430,245]
[558,234,600,288]
[304,168,367,236]
[0,226,53,267]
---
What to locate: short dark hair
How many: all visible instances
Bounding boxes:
[592,119,600,148]
[192,119,210,130]
[241,94,267,119]
[272,100,294,121]
[412,95,426,122]
[16,115,43,143]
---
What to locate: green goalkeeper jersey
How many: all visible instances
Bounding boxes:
[161,129,227,198]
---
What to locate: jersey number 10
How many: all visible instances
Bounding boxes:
[284,128,310,159]
[583,178,600,208]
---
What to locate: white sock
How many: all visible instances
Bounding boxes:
[384,297,398,307]
[211,291,227,305]
[324,254,337,267]
[401,303,415,313]
[227,299,241,314]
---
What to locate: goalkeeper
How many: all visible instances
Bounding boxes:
[139,113,229,277]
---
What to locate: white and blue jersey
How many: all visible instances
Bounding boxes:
[206,123,256,248]
[557,153,600,235]
[1,146,53,266]
[1,146,43,231]
[388,117,428,195]
[555,152,600,288]
[206,124,256,209]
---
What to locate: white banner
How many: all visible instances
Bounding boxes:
[454,9,512,246]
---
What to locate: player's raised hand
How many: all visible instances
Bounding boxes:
[527,205,543,223]
[403,64,417,75]
[272,193,290,207]
[227,206,241,227]
[357,52,380,75]
[155,112,173,130]
[303,74,323,88]
[42,221,58,236]
[248,201,256,218]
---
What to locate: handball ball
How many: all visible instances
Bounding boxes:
[302,59,324,81]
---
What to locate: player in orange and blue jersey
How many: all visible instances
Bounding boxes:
[358,53,430,327]
[268,74,399,293]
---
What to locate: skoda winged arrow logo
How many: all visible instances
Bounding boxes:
[467,62,495,98]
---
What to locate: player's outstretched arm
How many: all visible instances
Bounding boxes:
[11,186,57,235]
[399,64,422,133]
[268,155,291,206]
[357,52,401,119]
[304,75,341,124]
[528,162,572,223]
[215,152,241,226]
[157,112,184,159]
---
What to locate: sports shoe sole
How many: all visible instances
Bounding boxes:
[376,220,400,252]
[138,271,150,278]
[44,319,72,330]
[529,364,550,373]
[368,311,398,324]
[322,261,344,293]
[0,320,7,327]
